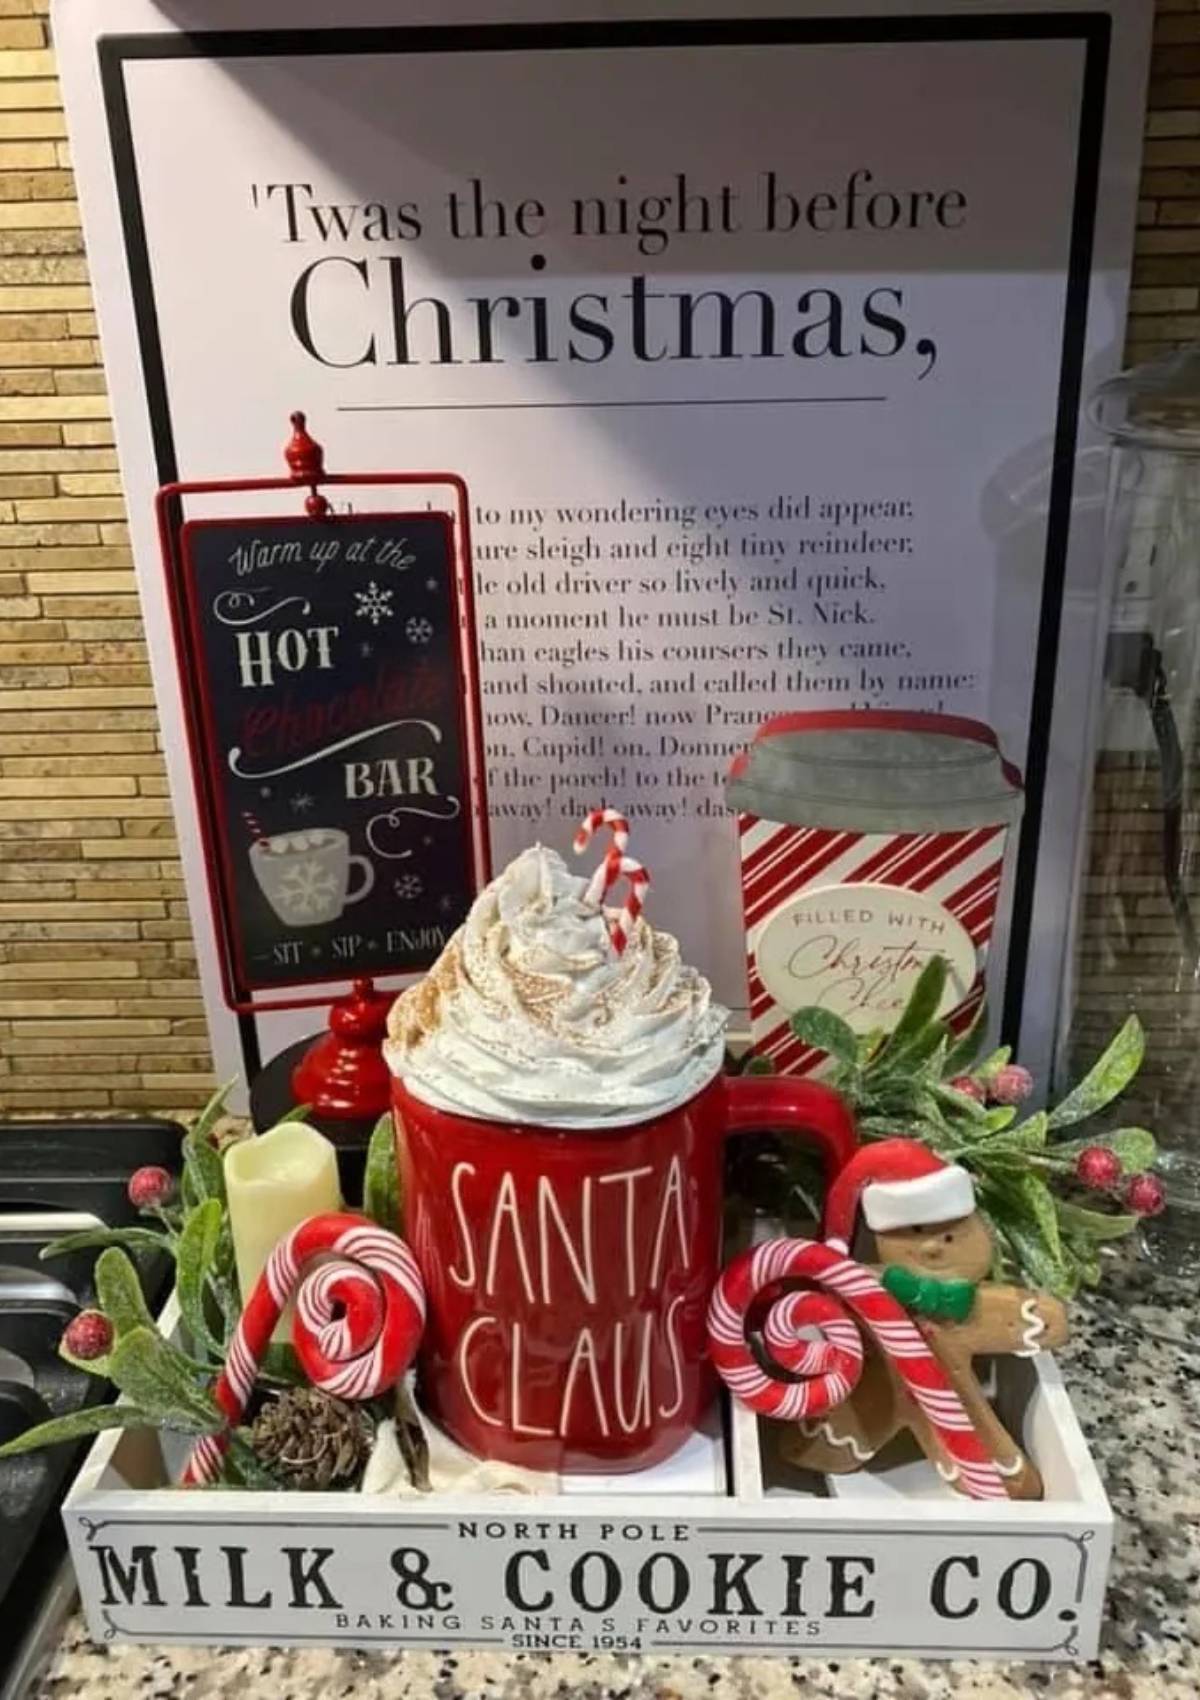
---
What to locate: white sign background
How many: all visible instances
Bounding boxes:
[67,1507,1105,1659]
[53,2,1151,1094]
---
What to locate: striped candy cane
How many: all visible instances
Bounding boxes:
[183,1211,425,1487]
[573,807,650,954]
[708,1238,1007,1500]
[595,852,651,955]
[573,807,629,900]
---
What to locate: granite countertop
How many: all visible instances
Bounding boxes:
[27,1258,1199,1700]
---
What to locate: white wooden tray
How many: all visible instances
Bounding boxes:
[62,1298,1112,1660]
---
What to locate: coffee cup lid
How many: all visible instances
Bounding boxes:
[726,710,1025,832]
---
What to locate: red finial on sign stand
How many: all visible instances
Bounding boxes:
[290,975,393,1118]
[283,410,330,518]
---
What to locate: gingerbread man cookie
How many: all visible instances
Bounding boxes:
[710,1140,1067,1501]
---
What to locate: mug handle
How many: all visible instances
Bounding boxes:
[343,854,376,907]
[723,1072,857,1192]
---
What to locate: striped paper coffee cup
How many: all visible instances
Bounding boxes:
[726,711,1024,1075]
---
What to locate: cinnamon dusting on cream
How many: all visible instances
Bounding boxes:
[385,844,727,1126]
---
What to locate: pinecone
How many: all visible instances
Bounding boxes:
[249,1387,375,1490]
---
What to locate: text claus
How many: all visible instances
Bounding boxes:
[446,1157,692,1440]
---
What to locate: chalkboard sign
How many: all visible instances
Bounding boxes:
[171,509,485,1005]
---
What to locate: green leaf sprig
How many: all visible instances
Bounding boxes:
[788,960,1158,1297]
[3,1081,409,1480]
[0,1246,224,1459]
[364,1112,403,1234]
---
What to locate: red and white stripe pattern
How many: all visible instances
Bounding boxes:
[573,807,630,879]
[740,815,1004,1073]
[574,807,650,955]
[708,1237,1008,1500]
[593,853,650,955]
[182,1211,426,1487]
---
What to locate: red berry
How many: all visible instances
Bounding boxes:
[989,1063,1034,1106]
[128,1164,174,1209]
[1075,1146,1123,1190]
[949,1075,985,1103]
[1124,1172,1166,1217]
[62,1310,113,1361]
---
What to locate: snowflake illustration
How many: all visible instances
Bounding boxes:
[406,615,434,645]
[360,641,374,658]
[425,577,439,592]
[355,580,395,626]
[438,894,458,914]
[290,792,315,814]
[394,873,424,900]
[277,859,339,918]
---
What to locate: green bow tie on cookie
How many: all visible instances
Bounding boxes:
[881,1264,977,1323]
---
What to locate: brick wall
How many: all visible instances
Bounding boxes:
[1125,3,1200,364]
[0,1,211,1114]
[0,4,1195,1116]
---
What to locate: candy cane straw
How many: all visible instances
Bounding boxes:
[573,807,629,894]
[708,1238,1008,1501]
[573,808,649,953]
[242,809,267,844]
[183,1211,425,1487]
[594,852,650,955]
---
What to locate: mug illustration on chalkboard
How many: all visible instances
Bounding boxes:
[249,829,375,927]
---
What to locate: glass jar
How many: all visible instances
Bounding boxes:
[1065,347,1200,1271]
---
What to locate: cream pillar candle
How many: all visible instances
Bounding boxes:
[224,1121,342,1341]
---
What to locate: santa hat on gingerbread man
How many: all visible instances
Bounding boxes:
[823,1139,976,1253]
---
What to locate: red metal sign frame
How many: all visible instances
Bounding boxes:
[154,422,490,1015]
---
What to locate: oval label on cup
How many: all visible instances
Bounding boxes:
[754,881,977,1031]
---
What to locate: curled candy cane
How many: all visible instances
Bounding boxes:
[183,1211,425,1487]
[707,1238,1008,1501]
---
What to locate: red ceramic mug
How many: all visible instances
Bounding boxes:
[393,1069,856,1473]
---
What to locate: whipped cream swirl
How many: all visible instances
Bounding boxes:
[385,844,727,1126]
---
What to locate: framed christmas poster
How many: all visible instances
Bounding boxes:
[54,0,1153,1093]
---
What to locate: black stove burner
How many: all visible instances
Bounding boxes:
[0,1119,183,1695]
